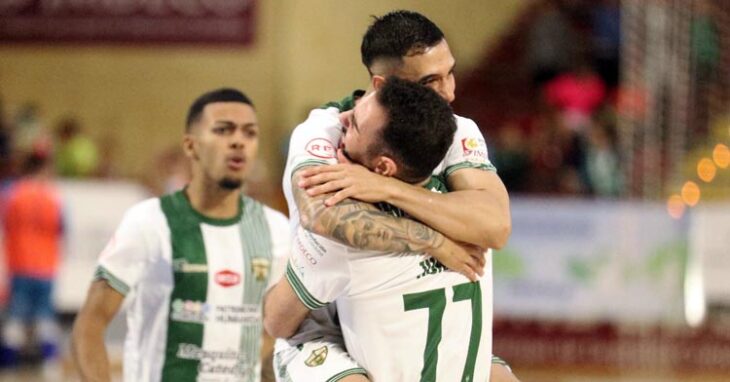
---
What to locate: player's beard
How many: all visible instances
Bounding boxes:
[218,177,243,190]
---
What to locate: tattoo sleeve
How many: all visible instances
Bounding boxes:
[293,170,445,253]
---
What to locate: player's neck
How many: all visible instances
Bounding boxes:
[185,179,242,220]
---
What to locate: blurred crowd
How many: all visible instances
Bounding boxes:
[0,98,193,197]
[464,0,725,198]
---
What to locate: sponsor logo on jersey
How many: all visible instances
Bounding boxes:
[215,269,241,287]
[461,137,488,163]
[305,138,336,159]
[304,345,328,367]
[173,259,208,273]
[171,299,211,323]
[251,258,270,282]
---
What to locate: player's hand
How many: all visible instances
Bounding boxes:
[298,149,395,206]
[428,238,486,282]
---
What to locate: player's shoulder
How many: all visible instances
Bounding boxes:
[124,197,165,225]
[453,113,479,129]
[297,107,341,130]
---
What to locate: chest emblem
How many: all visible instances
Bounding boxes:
[251,258,271,282]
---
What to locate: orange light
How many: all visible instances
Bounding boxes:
[681,181,701,207]
[697,158,717,182]
[667,195,685,219]
[713,144,729,168]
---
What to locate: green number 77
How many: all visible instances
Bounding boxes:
[403,281,482,382]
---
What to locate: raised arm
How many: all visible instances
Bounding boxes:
[293,168,484,280]
[71,280,125,382]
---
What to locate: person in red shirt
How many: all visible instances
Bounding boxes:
[0,152,63,367]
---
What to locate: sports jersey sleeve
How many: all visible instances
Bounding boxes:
[263,207,291,291]
[441,116,497,177]
[94,199,161,296]
[285,107,342,179]
[284,227,350,310]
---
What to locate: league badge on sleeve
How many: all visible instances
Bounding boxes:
[461,137,488,164]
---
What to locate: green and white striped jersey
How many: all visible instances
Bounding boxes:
[278,105,495,381]
[95,190,290,382]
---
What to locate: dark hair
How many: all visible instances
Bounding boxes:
[374,77,455,183]
[361,10,445,74]
[22,152,50,175]
[186,88,254,131]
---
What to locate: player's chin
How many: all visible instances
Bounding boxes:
[218,176,244,190]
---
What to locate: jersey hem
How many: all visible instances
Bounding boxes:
[286,261,327,309]
[94,265,130,295]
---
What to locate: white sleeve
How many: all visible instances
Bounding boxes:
[284,226,350,310]
[441,116,497,177]
[94,198,163,296]
[263,207,291,291]
[284,107,342,180]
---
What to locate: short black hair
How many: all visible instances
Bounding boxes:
[186,88,254,131]
[361,10,445,74]
[374,77,456,183]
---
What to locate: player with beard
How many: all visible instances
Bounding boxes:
[71,88,290,382]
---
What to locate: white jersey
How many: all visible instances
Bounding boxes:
[95,190,290,382]
[279,106,494,381]
[287,227,493,382]
[282,107,495,238]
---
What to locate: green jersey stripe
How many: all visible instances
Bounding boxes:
[237,197,273,382]
[160,191,209,381]
[286,261,327,309]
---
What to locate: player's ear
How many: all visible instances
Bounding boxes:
[371,75,387,91]
[182,134,198,160]
[373,156,397,177]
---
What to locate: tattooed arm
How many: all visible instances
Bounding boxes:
[293,169,484,280]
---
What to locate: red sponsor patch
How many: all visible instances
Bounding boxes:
[215,269,241,288]
[305,138,336,159]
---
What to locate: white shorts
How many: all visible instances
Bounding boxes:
[273,340,367,382]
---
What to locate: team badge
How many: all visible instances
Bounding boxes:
[305,138,336,159]
[304,346,328,367]
[251,258,270,282]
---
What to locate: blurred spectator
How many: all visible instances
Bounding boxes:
[585,114,622,197]
[690,0,720,144]
[12,103,50,158]
[0,152,63,368]
[591,0,621,88]
[528,104,589,194]
[525,0,579,87]
[0,98,13,180]
[544,61,607,132]
[55,116,99,178]
[492,121,530,193]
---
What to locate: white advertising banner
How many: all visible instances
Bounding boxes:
[690,202,730,306]
[54,180,149,311]
[493,198,688,325]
